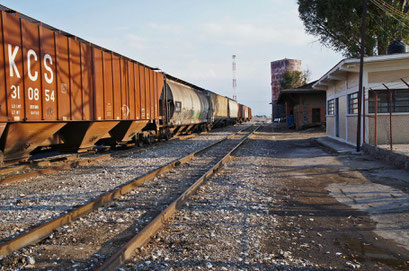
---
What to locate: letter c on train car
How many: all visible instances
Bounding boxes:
[27,49,38,81]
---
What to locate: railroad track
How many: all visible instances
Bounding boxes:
[0,128,214,186]
[0,125,257,270]
[0,125,245,245]
[0,152,110,185]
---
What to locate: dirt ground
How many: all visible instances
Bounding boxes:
[128,125,409,270]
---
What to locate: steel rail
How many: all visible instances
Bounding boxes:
[97,125,261,271]
[0,129,212,185]
[0,164,29,176]
[0,125,251,256]
[0,154,111,185]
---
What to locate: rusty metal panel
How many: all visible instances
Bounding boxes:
[153,72,157,119]
[55,32,71,120]
[112,54,121,120]
[92,48,104,120]
[149,69,155,119]
[21,19,42,121]
[68,38,82,120]
[139,64,146,119]
[2,122,65,161]
[120,58,128,120]
[151,71,155,119]
[39,26,57,120]
[58,121,119,150]
[109,120,148,143]
[81,43,93,120]
[102,51,113,119]
[0,13,8,121]
[2,12,24,121]
[153,72,159,119]
[156,73,164,120]
[144,66,151,120]
[0,123,6,141]
[133,63,141,120]
[127,61,135,120]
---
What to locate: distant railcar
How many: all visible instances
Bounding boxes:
[161,77,209,135]
[208,91,229,128]
[228,98,239,122]
[238,104,250,123]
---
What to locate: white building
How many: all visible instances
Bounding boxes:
[314,53,409,146]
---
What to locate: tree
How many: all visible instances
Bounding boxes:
[280,70,309,89]
[297,0,409,57]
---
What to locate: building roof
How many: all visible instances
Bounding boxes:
[313,52,409,90]
[277,81,324,104]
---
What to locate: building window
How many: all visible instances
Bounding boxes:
[369,89,409,113]
[327,99,335,115]
[348,92,359,114]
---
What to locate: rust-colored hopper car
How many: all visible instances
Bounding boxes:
[0,5,251,162]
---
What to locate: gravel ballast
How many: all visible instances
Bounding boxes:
[125,126,409,271]
[0,127,254,270]
[2,125,408,270]
[0,125,247,243]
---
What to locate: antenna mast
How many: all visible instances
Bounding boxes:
[232,55,237,101]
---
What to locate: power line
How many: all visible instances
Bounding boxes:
[370,0,409,29]
[372,0,408,19]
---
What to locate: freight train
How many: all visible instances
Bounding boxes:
[0,5,252,162]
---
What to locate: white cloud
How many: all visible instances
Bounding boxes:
[126,34,149,50]
[148,23,183,34]
[113,26,130,31]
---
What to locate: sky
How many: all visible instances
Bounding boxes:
[1,0,344,116]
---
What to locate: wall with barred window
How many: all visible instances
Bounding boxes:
[321,56,409,145]
[367,115,409,144]
[365,66,409,144]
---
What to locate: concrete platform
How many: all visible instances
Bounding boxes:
[313,136,360,155]
[363,143,409,171]
[377,143,409,157]
[313,136,409,172]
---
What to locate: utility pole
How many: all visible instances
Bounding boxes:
[357,0,368,152]
[232,55,237,101]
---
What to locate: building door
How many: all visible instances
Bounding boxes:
[312,108,321,123]
[335,98,340,137]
